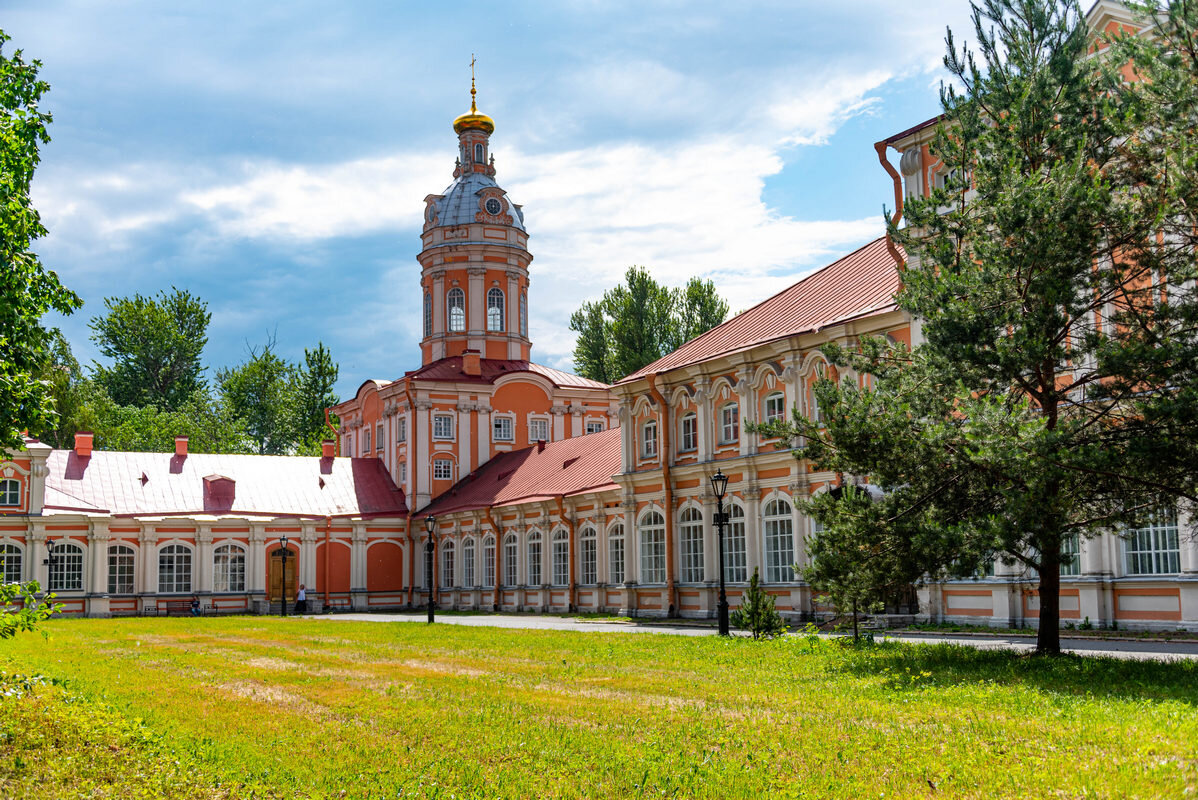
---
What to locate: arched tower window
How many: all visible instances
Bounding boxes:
[423,292,432,337]
[474,143,484,163]
[487,288,505,332]
[447,288,465,332]
[520,292,528,336]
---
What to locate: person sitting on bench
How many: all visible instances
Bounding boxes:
[190,596,201,616]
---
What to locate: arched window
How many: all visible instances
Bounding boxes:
[0,479,19,506]
[503,534,518,586]
[487,287,505,331]
[49,542,84,591]
[608,523,625,584]
[447,288,465,332]
[552,530,569,586]
[724,503,748,583]
[0,544,22,584]
[423,292,432,337]
[213,544,246,593]
[580,526,597,585]
[462,538,476,587]
[679,413,697,452]
[108,544,134,594]
[441,540,456,587]
[483,535,496,588]
[520,292,528,336]
[763,499,795,582]
[474,143,484,163]
[763,391,786,423]
[158,544,192,593]
[719,402,740,444]
[642,420,658,459]
[639,511,666,584]
[680,508,704,583]
[527,531,543,585]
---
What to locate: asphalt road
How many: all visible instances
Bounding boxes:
[308,611,1198,661]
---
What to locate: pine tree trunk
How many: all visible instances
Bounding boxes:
[1036,541,1062,655]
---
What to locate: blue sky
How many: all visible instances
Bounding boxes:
[8,0,971,398]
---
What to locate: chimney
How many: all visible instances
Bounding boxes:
[74,431,94,457]
[537,439,546,453]
[175,435,189,457]
[462,349,481,377]
[322,439,336,458]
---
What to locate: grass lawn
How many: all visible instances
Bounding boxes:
[0,618,1196,798]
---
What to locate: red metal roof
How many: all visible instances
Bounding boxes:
[617,237,904,385]
[416,427,621,518]
[42,450,407,519]
[406,357,609,389]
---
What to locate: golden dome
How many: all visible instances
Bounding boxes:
[453,105,494,135]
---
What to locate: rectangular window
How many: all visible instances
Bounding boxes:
[0,479,19,506]
[397,416,407,444]
[493,416,514,442]
[399,461,407,484]
[51,546,85,592]
[375,422,383,451]
[433,459,453,481]
[720,404,739,444]
[608,536,625,584]
[0,546,21,583]
[107,546,134,594]
[585,420,604,434]
[1060,532,1080,577]
[1125,508,1180,575]
[642,421,658,458]
[503,538,517,586]
[433,414,454,440]
[764,393,785,423]
[362,427,371,454]
[679,415,697,452]
[529,417,549,443]
[581,537,597,584]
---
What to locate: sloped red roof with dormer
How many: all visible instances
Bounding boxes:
[616,236,904,385]
[41,450,407,519]
[415,427,621,518]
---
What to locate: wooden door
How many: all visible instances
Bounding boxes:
[269,549,297,603]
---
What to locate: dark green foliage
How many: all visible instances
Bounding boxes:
[217,338,295,455]
[0,31,82,451]
[293,342,340,454]
[730,568,787,640]
[755,0,1198,656]
[90,288,210,411]
[569,269,729,383]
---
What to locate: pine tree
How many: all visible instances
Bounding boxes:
[730,568,787,640]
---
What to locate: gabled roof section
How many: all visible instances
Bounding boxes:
[41,450,407,519]
[416,427,621,518]
[616,237,904,385]
[406,357,609,390]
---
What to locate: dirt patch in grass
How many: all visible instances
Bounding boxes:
[215,680,328,717]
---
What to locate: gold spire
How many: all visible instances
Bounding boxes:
[454,53,494,134]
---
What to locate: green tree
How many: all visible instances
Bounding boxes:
[30,328,97,449]
[730,568,787,640]
[569,268,729,383]
[90,288,210,411]
[0,31,82,451]
[757,0,1198,655]
[217,339,296,455]
[87,388,248,454]
[292,342,339,454]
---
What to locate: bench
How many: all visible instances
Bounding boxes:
[160,600,198,616]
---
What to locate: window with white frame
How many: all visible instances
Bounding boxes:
[474,142,484,163]
[441,540,455,587]
[585,420,604,434]
[344,433,353,457]
[483,536,495,587]
[487,287,505,332]
[719,403,739,444]
[433,458,454,481]
[397,416,407,443]
[680,508,704,583]
[463,538,476,587]
[213,543,246,592]
[0,479,19,506]
[423,292,432,337]
[608,524,625,584]
[375,422,383,451]
[158,544,192,593]
[1125,507,1180,575]
[724,503,748,582]
[639,512,666,584]
[433,414,454,440]
[520,292,528,336]
[362,426,371,454]
[679,413,697,452]
[503,534,518,586]
[50,542,84,591]
[763,392,786,424]
[1060,532,1080,577]
[0,544,21,584]
[399,461,407,484]
[527,531,543,585]
[447,287,466,332]
[552,530,569,586]
[763,499,795,582]
[529,417,549,443]
[642,420,658,459]
[493,416,514,442]
[580,527,597,584]
[107,544,134,594]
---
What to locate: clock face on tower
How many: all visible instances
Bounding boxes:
[484,197,503,216]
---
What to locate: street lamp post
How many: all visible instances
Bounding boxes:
[43,537,57,597]
[279,535,289,618]
[710,470,730,636]
[425,516,437,623]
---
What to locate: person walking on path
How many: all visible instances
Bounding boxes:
[295,584,307,615]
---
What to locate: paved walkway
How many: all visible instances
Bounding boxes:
[309,612,1198,661]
